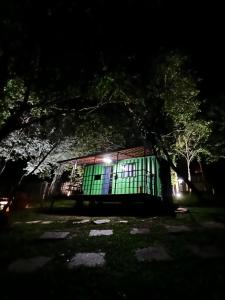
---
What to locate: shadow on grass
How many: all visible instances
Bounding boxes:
[40,201,176,218]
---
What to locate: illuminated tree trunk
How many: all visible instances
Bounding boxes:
[18,142,58,187]
[187,159,191,192]
[153,136,202,200]
[0,160,8,176]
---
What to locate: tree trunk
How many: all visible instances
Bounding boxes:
[150,134,203,200]
[0,160,8,176]
[122,101,203,200]
[17,142,58,187]
[198,160,207,191]
[187,160,191,192]
[164,149,202,198]
[187,160,191,182]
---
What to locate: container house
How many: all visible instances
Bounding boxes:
[50,146,171,204]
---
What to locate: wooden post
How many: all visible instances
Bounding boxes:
[144,147,147,194]
[154,157,157,196]
[150,157,153,195]
[114,152,119,194]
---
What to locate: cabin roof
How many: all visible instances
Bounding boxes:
[58,146,153,165]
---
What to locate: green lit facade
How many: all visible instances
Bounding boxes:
[82,156,162,197]
[55,147,172,203]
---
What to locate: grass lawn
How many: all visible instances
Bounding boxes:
[0,201,225,300]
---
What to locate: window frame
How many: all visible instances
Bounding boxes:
[121,163,136,178]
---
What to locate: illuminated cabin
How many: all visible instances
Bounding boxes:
[51,146,172,204]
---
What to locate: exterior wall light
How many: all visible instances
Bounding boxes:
[103,157,112,164]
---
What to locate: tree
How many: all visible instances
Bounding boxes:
[0,7,214,201]
[174,120,211,182]
[0,6,90,142]
[155,53,212,186]
[0,105,135,197]
[89,53,213,199]
[147,53,213,194]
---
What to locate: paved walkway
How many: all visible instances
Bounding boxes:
[7,221,225,272]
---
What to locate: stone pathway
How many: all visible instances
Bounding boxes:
[89,229,113,236]
[68,252,106,268]
[135,246,172,262]
[26,220,41,224]
[130,228,150,235]
[8,256,51,273]
[175,207,189,214]
[165,225,191,233]
[14,220,54,225]
[93,219,110,224]
[40,231,70,240]
[201,221,225,229]
[7,219,225,272]
[73,219,90,224]
[41,221,54,224]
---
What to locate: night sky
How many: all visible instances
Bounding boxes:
[1,0,225,97]
[41,0,225,96]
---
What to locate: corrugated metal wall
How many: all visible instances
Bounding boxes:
[82,164,105,195]
[82,156,162,197]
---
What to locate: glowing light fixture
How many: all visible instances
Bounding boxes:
[0,200,8,210]
[176,192,182,198]
[0,201,8,205]
[178,178,183,184]
[103,157,112,164]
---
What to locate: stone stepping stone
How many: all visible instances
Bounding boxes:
[188,244,225,258]
[117,220,128,224]
[40,221,54,224]
[68,252,106,268]
[40,231,70,240]
[175,207,189,214]
[8,256,51,273]
[201,221,225,229]
[165,225,191,233]
[26,220,41,224]
[135,246,172,262]
[89,229,113,236]
[93,219,110,224]
[73,219,90,224]
[130,228,150,235]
